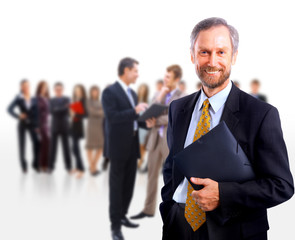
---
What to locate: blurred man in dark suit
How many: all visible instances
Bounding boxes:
[49,82,72,173]
[160,17,293,240]
[250,79,267,102]
[102,57,148,240]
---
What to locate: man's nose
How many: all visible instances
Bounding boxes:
[208,52,217,66]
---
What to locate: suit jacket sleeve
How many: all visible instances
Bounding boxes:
[219,107,294,216]
[7,96,20,119]
[151,92,169,127]
[102,88,138,124]
[50,98,70,115]
[156,115,168,126]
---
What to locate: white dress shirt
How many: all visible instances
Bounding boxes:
[172,81,232,203]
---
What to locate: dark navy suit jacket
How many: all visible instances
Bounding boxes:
[160,83,294,240]
[102,81,141,160]
[7,94,39,128]
[50,96,71,133]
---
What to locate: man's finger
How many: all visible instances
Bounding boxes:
[190,177,211,186]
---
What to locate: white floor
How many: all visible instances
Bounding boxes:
[0,154,164,240]
[0,133,294,240]
[1,162,295,240]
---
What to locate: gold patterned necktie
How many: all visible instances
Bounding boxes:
[185,99,211,231]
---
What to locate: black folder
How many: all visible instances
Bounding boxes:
[173,121,255,190]
[138,104,168,122]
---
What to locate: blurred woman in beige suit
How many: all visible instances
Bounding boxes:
[85,85,104,176]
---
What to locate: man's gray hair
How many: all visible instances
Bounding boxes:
[190,17,239,55]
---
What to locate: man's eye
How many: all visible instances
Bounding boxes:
[219,51,225,54]
[200,51,207,54]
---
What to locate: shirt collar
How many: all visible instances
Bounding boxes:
[197,80,232,113]
[169,88,178,97]
[117,79,130,93]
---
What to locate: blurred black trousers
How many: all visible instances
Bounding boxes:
[49,131,72,171]
[72,136,84,171]
[18,122,40,171]
[109,134,138,231]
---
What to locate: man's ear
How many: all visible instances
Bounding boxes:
[190,51,195,64]
[231,50,238,65]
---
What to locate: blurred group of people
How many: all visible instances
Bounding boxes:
[7,80,105,178]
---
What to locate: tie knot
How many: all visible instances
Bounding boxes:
[203,99,210,109]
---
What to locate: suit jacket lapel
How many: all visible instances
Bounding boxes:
[220,83,240,135]
[131,90,138,105]
[174,91,200,152]
[114,82,134,109]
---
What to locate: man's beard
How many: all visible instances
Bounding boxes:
[197,66,231,89]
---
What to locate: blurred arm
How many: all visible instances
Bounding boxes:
[7,96,19,119]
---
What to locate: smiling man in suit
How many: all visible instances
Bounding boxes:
[160,17,294,240]
[102,57,148,240]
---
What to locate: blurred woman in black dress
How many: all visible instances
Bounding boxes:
[35,81,50,172]
[70,84,87,178]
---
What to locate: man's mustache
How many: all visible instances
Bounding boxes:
[201,66,223,72]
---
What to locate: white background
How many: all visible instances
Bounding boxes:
[0,0,294,239]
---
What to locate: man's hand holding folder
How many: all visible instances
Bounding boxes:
[190,177,220,212]
[173,121,255,212]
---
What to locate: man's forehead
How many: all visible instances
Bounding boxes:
[195,25,232,48]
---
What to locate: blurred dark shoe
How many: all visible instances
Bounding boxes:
[130,211,154,220]
[111,229,124,240]
[102,158,109,171]
[47,167,55,174]
[121,216,139,228]
[32,165,40,173]
[138,165,148,174]
[91,170,101,176]
[22,162,28,173]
